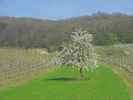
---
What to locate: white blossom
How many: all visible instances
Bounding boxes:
[56,29,97,71]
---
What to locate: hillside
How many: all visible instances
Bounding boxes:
[0,13,133,51]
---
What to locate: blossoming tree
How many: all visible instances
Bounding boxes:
[56,29,97,79]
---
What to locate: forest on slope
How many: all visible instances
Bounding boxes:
[0,12,133,51]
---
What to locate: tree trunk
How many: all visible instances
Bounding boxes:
[79,66,84,79]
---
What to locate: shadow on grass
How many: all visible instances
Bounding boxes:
[46,77,89,81]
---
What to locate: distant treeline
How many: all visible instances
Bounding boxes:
[0,12,133,51]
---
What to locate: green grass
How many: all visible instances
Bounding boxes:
[96,45,133,99]
[0,66,131,100]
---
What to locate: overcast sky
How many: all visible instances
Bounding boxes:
[0,0,133,20]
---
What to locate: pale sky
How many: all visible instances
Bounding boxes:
[0,0,133,20]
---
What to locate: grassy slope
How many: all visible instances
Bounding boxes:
[0,66,131,100]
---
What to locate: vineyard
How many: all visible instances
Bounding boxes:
[0,48,54,87]
[1,44,133,87]
[97,44,133,77]
[1,44,133,84]
[97,44,133,97]
[0,45,133,99]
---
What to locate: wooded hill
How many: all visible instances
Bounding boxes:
[0,13,133,51]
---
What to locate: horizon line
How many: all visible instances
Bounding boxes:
[0,11,133,21]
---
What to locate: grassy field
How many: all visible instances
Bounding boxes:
[0,66,131,100]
